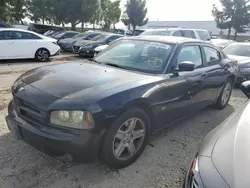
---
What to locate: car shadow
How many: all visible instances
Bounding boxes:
[0,103,239,188]
[0,59,38,65]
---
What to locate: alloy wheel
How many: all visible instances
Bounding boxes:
[37,49,49,62]
[221,82,232,106]
[112,118,146,160]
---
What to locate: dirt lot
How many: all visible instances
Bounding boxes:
[0,60,248,188]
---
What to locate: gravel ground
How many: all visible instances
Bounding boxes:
[0,61,248,188]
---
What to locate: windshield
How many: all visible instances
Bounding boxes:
[114,29,125,35]
[54,32,65,38]
[91,34,109,41]
[72,32,89,39]
[224,44,250,57]
[94,39,174,74]
[140,30,171,36]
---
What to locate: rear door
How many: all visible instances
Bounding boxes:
[11,31,42,58]
[199,45,229,102]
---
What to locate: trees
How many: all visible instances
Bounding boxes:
[0,0,27,23]
[27,0,53,24]
[212,0,250,40]
[9,0,27,24]
[100,0,121,31]
[124,0,148,30]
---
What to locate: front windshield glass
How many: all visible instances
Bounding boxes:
[72,32,89,39]
[114,29,125,35]
[54,32,65,38]
[224,44,250,57]
[91,34,109,41]
[94,39,174,74]
[140,30,171,36]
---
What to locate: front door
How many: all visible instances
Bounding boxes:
[153,44,207,129]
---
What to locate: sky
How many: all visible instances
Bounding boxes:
[120,0,220,21]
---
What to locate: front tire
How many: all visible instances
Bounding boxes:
[35,48,50,62]
[101,108,150,169]
[215,80,233,109]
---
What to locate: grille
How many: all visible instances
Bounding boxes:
[73,46,80,53]
[190,176,199,188]
[13,96,47,124]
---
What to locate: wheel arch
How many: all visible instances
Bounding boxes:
[35,47,51,58]
[112,98,155,133]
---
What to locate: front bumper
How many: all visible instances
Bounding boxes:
[59,44,73,52]
[51,50,61,57]
[6,101,103,162]
[79,49,95,57]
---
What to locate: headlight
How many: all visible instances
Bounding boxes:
[50,110,95,129]
[185,156,203,188]
[239,63,250,72]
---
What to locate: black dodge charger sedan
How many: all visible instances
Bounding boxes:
[6,36,236,169]
[184,81,250,188]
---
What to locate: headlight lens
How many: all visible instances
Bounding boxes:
[50,110,95,129]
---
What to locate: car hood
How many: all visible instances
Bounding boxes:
[74,40,97,46]
[209,100,250,188]
[95,44,109,52]
[227,55,250,64]
[17,61,154,101]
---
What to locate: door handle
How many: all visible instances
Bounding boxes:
[201,72,207,77]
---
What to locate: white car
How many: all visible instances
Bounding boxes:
[140,28,212,42]
[0,28,60,62]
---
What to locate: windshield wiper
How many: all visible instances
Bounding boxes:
[104,63,127,70]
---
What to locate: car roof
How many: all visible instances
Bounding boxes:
[142,28,209,32]
[124,35,201,44]
[0,28,40,34]
[228,42,250,46]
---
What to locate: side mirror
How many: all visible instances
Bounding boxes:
[220,58,232,69]
[178,61,196,72]
[241,81,250,98]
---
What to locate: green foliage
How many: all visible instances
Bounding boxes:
[212,0,250,39]
[124,0,148,30]
[0,0,27,23]
[27,0,53,24]
[9,0,27,24]
[1,0,122,31]
[100,0,121,31]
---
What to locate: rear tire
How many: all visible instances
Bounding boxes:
[35,48,50,62]
[215,79,233,109]
[101,108,150,169]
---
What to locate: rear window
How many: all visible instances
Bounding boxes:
[197,30,211,41]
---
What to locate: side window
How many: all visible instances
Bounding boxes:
[0,31,13,40]
[183,30,195,38]
[65,33,76,38]
[12,31,41,40]
[197,31,211,41]
[177,45,203,68]
[173,30,182,37]
[203,46,221,65]
[0,23,8,28]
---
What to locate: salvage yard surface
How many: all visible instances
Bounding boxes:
[0,60,248,188]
